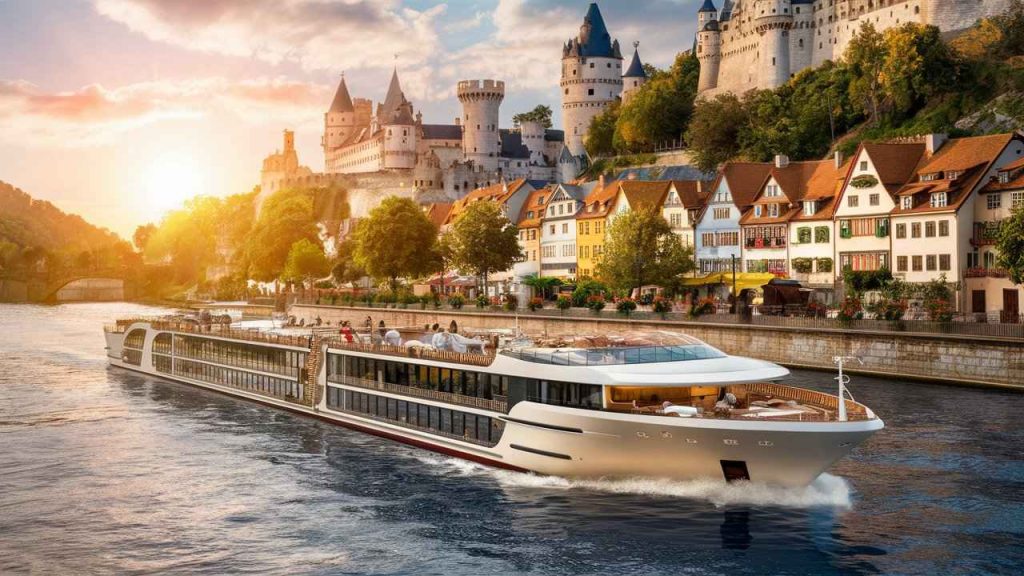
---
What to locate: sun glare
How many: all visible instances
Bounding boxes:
[145,153,206,215]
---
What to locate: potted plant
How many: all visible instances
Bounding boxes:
[616,298,638,317]
[836,297,864,324]
[586,294,606,313]
[652,295,672,318]
[556,295,572,314]
[502,293,518,312]
[689,297,716,318]
[527,297,544,312]
[448,294,465,309]
[475,294,489,309]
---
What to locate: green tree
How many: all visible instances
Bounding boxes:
[846,23,886,122]
[615,52,700,152]
[448,201,521,291]
[132,223,156,252]
[513,105,553,128]
[245,189,319,283]
[685,93,748,171]
[996,206,1024,284]
[353,196,439,292]
[331,237,366,286]
[283,238,330,288]
[596,208,694,293]
[522,274,562,300]
[585,102,620,157]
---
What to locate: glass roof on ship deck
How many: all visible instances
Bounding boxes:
[499,332,726,366]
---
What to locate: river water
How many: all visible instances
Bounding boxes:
[0,303,1021,575]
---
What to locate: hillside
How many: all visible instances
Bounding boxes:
[0,180,132,277]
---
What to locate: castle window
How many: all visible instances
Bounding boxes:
[588,88,594,96]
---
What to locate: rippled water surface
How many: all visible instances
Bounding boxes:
[1,303,1022,575]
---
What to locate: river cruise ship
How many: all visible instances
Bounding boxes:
[104,317,883,486]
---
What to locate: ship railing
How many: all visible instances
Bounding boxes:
[324,339,496,367]
[742,382,871,419]
[328,374,508,413]
[140,320,314,349]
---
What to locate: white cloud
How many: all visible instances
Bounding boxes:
[0,78,330,147]
[93,0,446,72]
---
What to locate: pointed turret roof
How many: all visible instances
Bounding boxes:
[329,75,354,113]
[576,3,617,59]
[381,68,407,120]
[624,44,646,78]
[699,0,718,13]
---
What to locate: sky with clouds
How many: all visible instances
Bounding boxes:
[0,0,703,236]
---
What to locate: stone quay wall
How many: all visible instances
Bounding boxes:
[292,304,1023,391]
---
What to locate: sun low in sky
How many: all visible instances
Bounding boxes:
[0,0,703,237]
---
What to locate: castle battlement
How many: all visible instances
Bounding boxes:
[697,0,1009,97]
[457,80,505,97]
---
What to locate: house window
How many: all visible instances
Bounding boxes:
[670,213,682,227]
[702,232,715,247]
[562,223,568,233]
[939,254,951,271]
[896,223,906,239]
[939,220,949,237]
[549,225,555,234]
[930,192,947,208]
[860,161,868,171]
[902,196,913,210]
[926,255,937,271]
[755,206,763,217]
[768,204,779,217]
[998,172,1010,184]
[766,185,781,197]
[912,255,923,271]
[869,193,879,206]
[925,221,936,237]
[897,256,908,272]
[987,194,1001,209]
[911,222,921,238]
[804,201,816,216]
[714,207,730,219]
[1012,191,1024,209]
[848,195,859,207]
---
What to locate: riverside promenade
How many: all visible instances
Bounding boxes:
[290,303,1024,390]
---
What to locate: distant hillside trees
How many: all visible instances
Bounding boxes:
[585,52,700,157]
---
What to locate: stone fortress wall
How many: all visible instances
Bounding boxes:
[699,0,1010,97]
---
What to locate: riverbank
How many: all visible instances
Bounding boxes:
[291,304,1023,391]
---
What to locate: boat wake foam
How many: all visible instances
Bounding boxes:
[414,454,852,509]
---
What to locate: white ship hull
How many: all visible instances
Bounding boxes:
[105,324,883,487]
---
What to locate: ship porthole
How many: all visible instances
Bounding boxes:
[758,440,774,447]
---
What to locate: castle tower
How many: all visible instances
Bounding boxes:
[560,3,623,157]
[696,0,721,93]
[380,68,418,170]
[457,79,505,172]
[622,41,648,104]
[753,0,793,90]
[323,74,357,153]
[518,119,546,165]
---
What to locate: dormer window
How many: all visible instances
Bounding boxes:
[538,196,545,204]
[901,196,913,210]
[920,172,940,182]
[948,170,963,181]
[765,184,780,197]
[754,205,763,217]
[768,204,779,217]
[999,172,1010,184]
[930,192,948,208]
[803,201,816,216]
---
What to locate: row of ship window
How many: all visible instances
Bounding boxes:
[161,333,306,377]
[327,388,504,447]
[157,355,302,400]
[327,354,508,400]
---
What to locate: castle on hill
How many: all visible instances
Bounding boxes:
[696,0,1010,97]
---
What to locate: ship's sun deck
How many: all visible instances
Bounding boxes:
[605,383,873,422]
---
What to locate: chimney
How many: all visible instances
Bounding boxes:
[834,150,843,169]
[599,174,606,189]
[925,133,947,155]
[774,154,789,169]
[454,116,461,127]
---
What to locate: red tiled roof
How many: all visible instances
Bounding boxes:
[578,180,619,220]
[444,178,530,225]
[668,180,709,209]
[423,203,451,229]
[719,162,773,208]
[618,180,671,211]
[516,186,552,228]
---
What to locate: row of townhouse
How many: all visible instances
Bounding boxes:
[433,132,1023,315]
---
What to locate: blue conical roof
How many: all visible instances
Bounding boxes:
[699,0,718,13]
[578,3,616,58]
[623,46,646,78]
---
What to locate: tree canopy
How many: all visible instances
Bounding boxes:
[244,189,320,283]
[596,207,694,293]
[283,238,330,286]
[353,196,439,292]
[513,105,553,128]
[996,207,1024,285]
[447,201,521,289]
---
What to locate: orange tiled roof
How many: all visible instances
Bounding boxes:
[618,180,671,211]
[668,180,710,208]
[577,179,620,220]
[894,133,1022,215]
[516,186,552,228]
[444,178,530,225]
[423,203,452,229]
[719,162,773,208]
